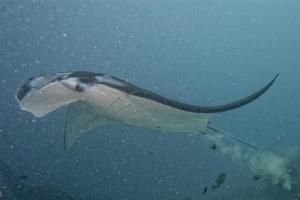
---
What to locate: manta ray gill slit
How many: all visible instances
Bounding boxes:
[106,97,121,110]
[113,104,132,115]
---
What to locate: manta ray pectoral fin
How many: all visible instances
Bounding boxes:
[202,73,279,113]
[64,102,108,151]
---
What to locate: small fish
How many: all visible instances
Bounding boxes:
[203,186,208,195]
[252,174,261,181]
[209,144,217,151]
[203,172,226,195]
[211,173,226,191]
[19,175,28,180]
[149,151,154,156]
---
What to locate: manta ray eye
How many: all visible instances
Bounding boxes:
[75,84,84,92]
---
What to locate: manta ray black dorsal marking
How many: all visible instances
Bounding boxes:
[16,71,278,150]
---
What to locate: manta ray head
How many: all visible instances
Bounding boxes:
[15,71,127,117]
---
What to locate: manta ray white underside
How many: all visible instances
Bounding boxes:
[16,71,278,151]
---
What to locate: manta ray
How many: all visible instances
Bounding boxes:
[16,71,278,151]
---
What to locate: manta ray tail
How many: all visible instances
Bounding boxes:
[208,126,258,150]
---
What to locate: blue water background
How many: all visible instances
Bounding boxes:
[0,0,299,199]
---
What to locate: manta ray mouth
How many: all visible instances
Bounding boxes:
[16,79,32,101]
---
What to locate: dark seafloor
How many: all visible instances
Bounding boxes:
[0,0,300,200]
